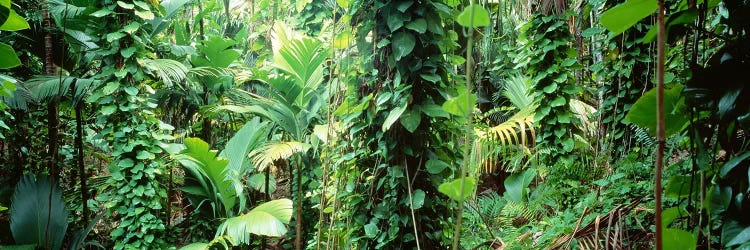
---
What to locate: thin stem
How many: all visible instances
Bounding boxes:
[655,0,666,249]
[452,2,477,249]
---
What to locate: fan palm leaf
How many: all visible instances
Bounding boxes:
[10,174,68,250]
[23,75,98,106]
[216,199,293,244]
[142,58,189,89]
[249,141,311,172]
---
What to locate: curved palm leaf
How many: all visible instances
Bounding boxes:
[249,141,311,172]
[10,174,68,250]
[216,198,293,244]
[23,75,98,105]
[142,58,189,89]
[502,73,534,110]
[176,138,243,217]
[475,106,537,173]
[220,117,272,176]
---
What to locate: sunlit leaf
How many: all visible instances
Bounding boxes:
[456,5,490,28]
[600,0,657,35]
[438,177,476,202]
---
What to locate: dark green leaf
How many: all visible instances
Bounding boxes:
[391,31,415,61]
[399,108,421,133]
[425,159,449,174]
[600,0,657,35]
[721,151,750,177]
[411,189,425,209]
[504,168,536,202]
[0,42,20,69]
[625,85,687,136]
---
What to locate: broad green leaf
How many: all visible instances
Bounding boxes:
[117,1,134,9]
[336,0,350,9]
[179,243,209,250]
[102,82,120,95]
[134,9,154,20]
[442,92,476,117]
[438,177,476,202]
[399,108,421,133]
[662,206,688,228]
[723,220,750,247]
[504,168,536,202]
[625,85,687,136]
[708,185,731,216]
[364,222,379,238]
[391,31,415,61]
[0,10,29,31]
[550,96,566,107]
[90,9,113,17]
[334,31,352,49]
[0,42,21,69]
[720,151,750,178]
[411,189,425,209]
[121,47,137,58]
[426,159,449,174]
[10,175,68,250]
[663,228,696,250]
[665,175,699,198]
[382,104,407,132]
[405,19,427,33]
[221,117,271,175]
[216,199,293,244]
[420,103,450,118]
[456,5,490,28]
[600,0,657,35]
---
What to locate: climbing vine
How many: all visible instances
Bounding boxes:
[90,1,172,248]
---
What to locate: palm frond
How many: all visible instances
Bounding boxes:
[220,117,272,176]
[216,199,293,244]
[475,106,536,173]
[249,141,311,172]
[142,58,189,89]
[502,73,534,110]
[24,75,98,105]
[10,175,68,250]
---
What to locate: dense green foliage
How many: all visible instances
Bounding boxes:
[0,0,748,249]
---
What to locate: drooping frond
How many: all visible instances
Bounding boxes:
[142,58,189,89]
[249,141,311,172]
[475,106,536,173]
[215,199,293,244]
[23,75,98,105]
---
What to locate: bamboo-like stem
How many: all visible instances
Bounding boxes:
[655,0,666,249]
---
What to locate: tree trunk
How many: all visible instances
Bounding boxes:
[655,0,666,249]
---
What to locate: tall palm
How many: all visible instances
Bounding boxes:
[220,22,330,249]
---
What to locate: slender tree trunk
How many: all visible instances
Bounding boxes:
[655,0,666,249]
[295,158,303,250]
[43,4,59,179]
[74,88,88,223]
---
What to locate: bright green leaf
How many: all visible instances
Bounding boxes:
[600,0,657,35]
[438,177,476,202]
[382,104,407,132]
[442,92,476,117]
[456,5,490,28]
[504,168,536,202]
[663,228,696,250]
[0,10,29,31]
